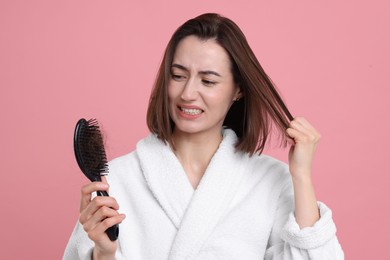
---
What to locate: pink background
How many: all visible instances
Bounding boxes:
[1,1,389,259]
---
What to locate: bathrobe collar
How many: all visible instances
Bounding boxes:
[136,129,249,259]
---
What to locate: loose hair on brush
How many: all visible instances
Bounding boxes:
[146,13,293,155]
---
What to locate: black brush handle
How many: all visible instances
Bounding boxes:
[97,190,119,241]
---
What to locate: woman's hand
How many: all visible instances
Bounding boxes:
[286,117,321,228]
[286,116,321,180]
[79,177,126,259]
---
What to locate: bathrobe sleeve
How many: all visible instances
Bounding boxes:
[63,221,94,260]
[264,178,344,260]
[63,216,126,260]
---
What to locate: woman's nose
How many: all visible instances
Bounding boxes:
[180,78,199,101]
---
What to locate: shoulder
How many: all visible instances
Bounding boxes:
[245,153,292,189]
[104,149,147,194]
[106,133,160,180]
[106,150,138,179]
[250,153,289,175]
[108,150,138,169]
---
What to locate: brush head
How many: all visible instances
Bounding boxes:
[74,118,109,182]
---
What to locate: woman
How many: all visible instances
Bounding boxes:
[64,13,344,259]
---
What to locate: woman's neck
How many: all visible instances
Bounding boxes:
[171,129,223,182]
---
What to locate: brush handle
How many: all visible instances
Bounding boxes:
[97,190,119,241]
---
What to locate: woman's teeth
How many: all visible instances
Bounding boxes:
[180,107,203,115]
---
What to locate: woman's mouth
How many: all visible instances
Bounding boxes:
[177,106,204,117]
[180,107,202,115]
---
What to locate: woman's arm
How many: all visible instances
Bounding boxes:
[264,117,344,258]
[286,116,321,228]
[291,175,320,228]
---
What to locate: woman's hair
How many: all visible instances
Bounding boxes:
[147,13,293,155]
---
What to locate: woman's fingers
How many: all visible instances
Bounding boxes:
[287,117,321,144]
[291,117,320,136]
[77,177,123,256]
[80,181,109,212]
[100,175,108,184]
[286,116,322,178]
[79,196,120,224]
[293,117,317,132]
[87,214,126,242]
[82,205,121,232]
[286,127,305,141]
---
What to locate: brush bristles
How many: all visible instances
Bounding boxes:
[77,119,109,179]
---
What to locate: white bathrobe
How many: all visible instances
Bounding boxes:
[64,129,344,259]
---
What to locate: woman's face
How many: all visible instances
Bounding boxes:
[168,35,241,136]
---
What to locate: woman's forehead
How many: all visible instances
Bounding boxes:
[172,36,231,73]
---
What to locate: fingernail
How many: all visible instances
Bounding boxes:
[99,183,109,189]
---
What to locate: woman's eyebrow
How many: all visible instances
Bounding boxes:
[171,63,221,77]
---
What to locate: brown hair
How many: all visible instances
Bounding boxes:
[147,13,293,155]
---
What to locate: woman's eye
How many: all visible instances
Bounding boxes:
[202,79,216,86]
[171,74,185,81]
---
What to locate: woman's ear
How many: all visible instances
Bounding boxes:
[233,85,243,101]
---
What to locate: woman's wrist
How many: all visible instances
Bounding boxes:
[291,173,320,228]
[92,247,116,260]
[291,172,312,185]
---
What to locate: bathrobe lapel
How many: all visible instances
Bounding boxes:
[136,135,195,229]
[136,129,249,259]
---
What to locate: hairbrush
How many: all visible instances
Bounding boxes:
[73,118,119,241]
